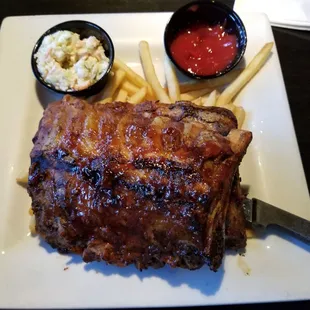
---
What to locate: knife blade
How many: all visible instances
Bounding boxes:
[243,198,310,243]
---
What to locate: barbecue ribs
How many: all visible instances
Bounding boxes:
[28,95,252,271]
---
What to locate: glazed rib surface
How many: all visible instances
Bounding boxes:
[28,95,252,270]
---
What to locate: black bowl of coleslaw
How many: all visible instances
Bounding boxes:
[31,20,115,97]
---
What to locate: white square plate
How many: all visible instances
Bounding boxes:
[0,12,309,308]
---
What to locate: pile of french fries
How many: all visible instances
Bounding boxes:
[91,41,274,129]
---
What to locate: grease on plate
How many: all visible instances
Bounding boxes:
[237,255,251,276]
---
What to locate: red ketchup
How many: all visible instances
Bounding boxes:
[170,24,238,76]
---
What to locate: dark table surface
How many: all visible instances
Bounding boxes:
[1,0,309,309]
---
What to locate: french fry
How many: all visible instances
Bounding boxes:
[216,42,274,107]
[121,80,140,95]
[203,89,220,107]
[234,106,246,128]
[113,58,154,98]
[115,89,128,102]
[164,56,180,102]
[128,87,147,104]
[99,69,126,100]
[139,41,171,103]
[221,103,236,113]
[16,174,28,187]
[179,69,242,93]
[246,228,255,239]
[193,97,202,106]
[98,97,113,104]
[180,88,211,101]
[29,214,36,235]
[215,97,236,113]
[16,175,28,184]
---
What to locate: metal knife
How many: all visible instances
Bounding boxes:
[243,198,310,243]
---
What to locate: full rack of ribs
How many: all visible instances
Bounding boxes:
[28,95,252,271]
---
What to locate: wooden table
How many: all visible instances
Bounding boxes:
[1,0,309,309]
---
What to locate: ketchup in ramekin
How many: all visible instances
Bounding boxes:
[164,0,247,80]
[170,23,238,76]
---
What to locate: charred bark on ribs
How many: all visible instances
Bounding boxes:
[28,95,252,271]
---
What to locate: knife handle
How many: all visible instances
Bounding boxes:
[253,198,310,243]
